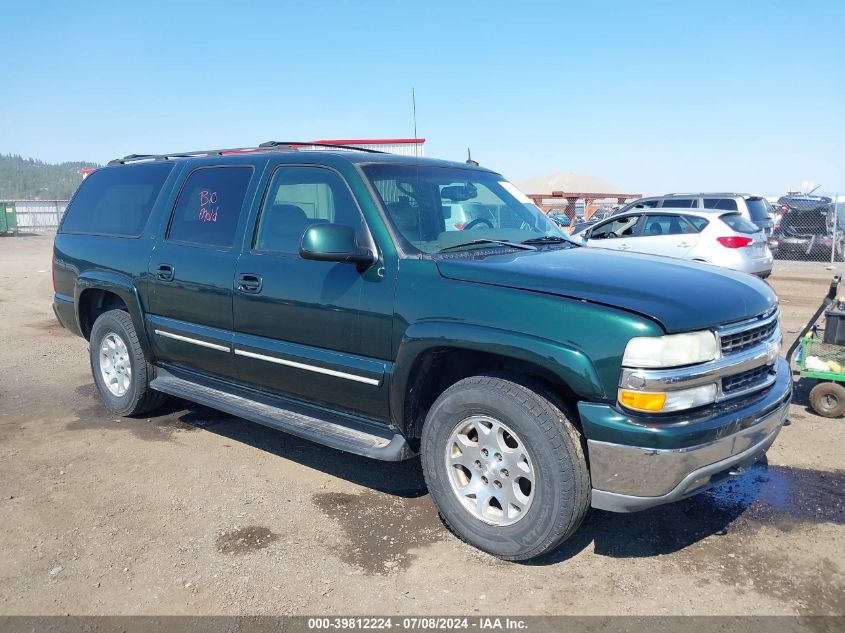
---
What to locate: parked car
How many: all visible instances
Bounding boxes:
[546,208,571,228]
[579,209,773,277]
[772,205,844,261]
[53,143,788,560]
[616,193,775,237]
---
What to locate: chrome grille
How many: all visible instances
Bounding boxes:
[720,315,779,355]
[722,364,775,395]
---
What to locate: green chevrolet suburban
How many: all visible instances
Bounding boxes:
[53,143,790,560]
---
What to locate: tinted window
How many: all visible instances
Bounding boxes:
[744,197,772,221]
[60,163,173,236]
[703,198,738,211]
[661,198,695,208]
[255,166,363,253]
[168,167,253,247]
[642,214,696,236]
[686,216,710,232]
[591,215,641,239]
[720,214,759,234]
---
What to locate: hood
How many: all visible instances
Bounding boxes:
[436,247,777,333]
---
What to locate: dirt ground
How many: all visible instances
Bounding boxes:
[0,233,842,616]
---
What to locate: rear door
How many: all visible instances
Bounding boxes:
[147,164,258,380]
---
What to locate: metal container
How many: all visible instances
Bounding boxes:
[0,202,17,235]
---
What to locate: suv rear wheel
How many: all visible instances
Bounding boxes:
[421,374,590,561]
[89,310,168,416]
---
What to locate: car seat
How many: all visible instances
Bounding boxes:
[258,203,310,252]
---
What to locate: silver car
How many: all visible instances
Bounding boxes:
[578,208,773,277]
[615,193,775,237]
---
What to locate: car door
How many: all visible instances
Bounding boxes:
[232,164,394,422]
[147,164,257,380]
[630,213,701,258]
[584,214,643,251]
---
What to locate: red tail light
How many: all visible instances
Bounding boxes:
[454,223,465,230]
[716,236,753,249]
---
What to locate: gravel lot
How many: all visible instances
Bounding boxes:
[0,233,842,616]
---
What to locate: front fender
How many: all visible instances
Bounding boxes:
[390,320,604,430]
[75,271,153,358]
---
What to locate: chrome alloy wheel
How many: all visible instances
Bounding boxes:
[99,332,132,397]
[444,415,536,526]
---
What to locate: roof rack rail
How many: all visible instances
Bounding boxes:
[108,141,386,165]
[258,140,385,153]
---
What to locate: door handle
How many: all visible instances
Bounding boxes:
[154,264,175,282]
[678,242,691,248]
[237,273,263,294]
[617,244,630,251]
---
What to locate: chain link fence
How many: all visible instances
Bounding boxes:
[770,195,845,264]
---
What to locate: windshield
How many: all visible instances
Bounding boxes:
[362,164,569,253]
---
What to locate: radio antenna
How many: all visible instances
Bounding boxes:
[412,88,418,158]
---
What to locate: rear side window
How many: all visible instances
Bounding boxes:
[720,213,758,234]
[60,163,173,237]
[703,198,738,211]
[660,198,695,208]
[642,214,696,236]
[168,166,253,248]
[744,197,772,222]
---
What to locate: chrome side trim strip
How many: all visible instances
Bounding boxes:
[154,329,230,352]
[234,349,381,386]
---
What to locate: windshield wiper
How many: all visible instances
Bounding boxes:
[521,235,570,244]
[437,239,537,253]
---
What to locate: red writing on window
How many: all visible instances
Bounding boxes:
[198,190,218,222]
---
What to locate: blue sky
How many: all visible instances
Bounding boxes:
[1,1,843,195]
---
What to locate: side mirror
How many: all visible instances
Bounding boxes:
[583,228,592,239]
[299,223,375,267]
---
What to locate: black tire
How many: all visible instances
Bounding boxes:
[421,374,590,561]
[809,381,845,418]
[89,309,168,416]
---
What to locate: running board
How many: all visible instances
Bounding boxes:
[150,368,413,461]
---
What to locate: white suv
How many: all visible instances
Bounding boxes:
[579,208,773,278]
[615,193,775,237]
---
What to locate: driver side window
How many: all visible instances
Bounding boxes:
[591,215,641,239]
[254,166,364,254]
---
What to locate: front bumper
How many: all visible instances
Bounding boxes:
[582,357,791,512]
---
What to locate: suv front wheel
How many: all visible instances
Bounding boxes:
[421,374,590,561]
[89,309,168,416]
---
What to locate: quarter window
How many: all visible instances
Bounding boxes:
[254,166,364,253]
[61,163,174,237]
[168,167,253,247]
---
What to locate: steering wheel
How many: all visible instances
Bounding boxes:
[462,218,494,230]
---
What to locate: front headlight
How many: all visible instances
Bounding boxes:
[622,330,720,368]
